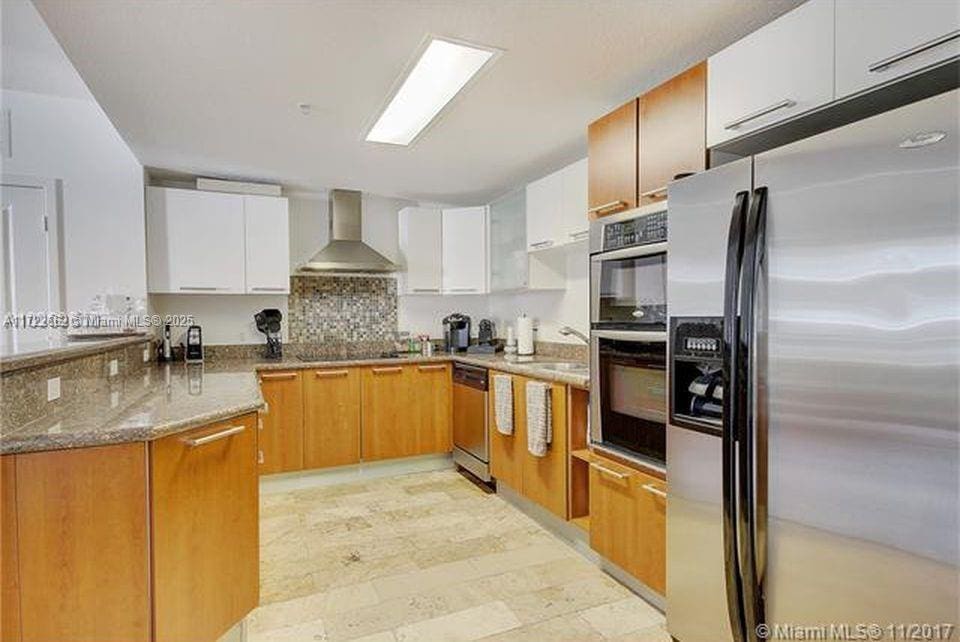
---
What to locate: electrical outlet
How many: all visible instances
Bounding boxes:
[110,391,120,408]
[47,377,61,401]
[109,359,119,376]
[142,347,150,363]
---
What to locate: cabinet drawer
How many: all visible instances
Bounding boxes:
[151,414,259,642]
[707,0,835,147]
[835,0,960,98]
[589,456,666,594]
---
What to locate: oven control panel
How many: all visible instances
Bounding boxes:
[603,210,667,251]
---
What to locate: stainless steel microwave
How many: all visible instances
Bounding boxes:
[589,202,668,331]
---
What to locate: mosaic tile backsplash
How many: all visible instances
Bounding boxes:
[287,275,398,344]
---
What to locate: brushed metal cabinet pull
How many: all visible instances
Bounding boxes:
[587,200,627,215]
[260,372,297,381]
[868,29,960,73]
[642,483,667,499]
[590,462,631,480]
[640,185,668,199]
[315,370,349,377]
[417,364,446,371]
[723,99,796,130]
[372,367,403,374]
[184,425,245,447]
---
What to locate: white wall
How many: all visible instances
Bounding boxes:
[151,294,288,346]
[1,0,146,312]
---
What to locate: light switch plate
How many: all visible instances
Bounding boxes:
[47,377,61,401]
[109,359,119,376]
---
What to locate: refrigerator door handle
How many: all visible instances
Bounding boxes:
[738,186,768,641]
[722,189,750,642]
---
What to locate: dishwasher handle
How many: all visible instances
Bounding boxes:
[452,363,488,390]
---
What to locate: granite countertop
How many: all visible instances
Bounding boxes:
[1,352,587,456]
[0,333,151,374]
[0,362,264,455]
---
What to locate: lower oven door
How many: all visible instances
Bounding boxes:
[590,330,668,464]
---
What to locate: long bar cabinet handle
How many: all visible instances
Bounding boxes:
[590,462,631,480]
[642,483,667,499]
[184,425,245,447]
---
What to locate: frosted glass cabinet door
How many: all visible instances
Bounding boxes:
[835,0,960,98]
[244,195,290,294]
[441,207,487,294]
[488,189,527,292]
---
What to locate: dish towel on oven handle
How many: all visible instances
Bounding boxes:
[526,380,552,457]
[493,374,514,435]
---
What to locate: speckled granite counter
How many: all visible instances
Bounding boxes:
[0,333,150,373]
[1,363,264,455]
[1,352,586,456]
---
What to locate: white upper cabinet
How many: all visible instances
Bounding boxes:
[442,206,487,295]
[147,187,246,294]
[526,168,562,251]
[835,1,960,97]
[147,187,290,295]
[560,158,589,243]
[707,0,835,147]
[398,206,442,295]
[244,195,290,294]
[526,157,588,252]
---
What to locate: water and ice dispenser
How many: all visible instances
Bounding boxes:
[670,317,724,431]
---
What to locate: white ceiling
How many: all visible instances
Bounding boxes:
[31,0,800,204]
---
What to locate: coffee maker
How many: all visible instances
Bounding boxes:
[442,313,471,353]
[254,309,283,360]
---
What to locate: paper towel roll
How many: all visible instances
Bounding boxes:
[517,314,534,356]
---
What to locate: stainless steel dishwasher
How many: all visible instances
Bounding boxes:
[452,363,490,481]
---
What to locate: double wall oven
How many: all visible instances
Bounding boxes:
[589,202,669,466]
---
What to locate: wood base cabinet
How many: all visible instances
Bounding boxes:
[488,371,569,519]
[361,365,417,461]
[303,368,361,469]
[414,363,452,455]
[589,455,666,595]
[259,370,304,474]
[151,414,259,642]
[3,444,151,642]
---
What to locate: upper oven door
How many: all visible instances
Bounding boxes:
[591,242,668,330]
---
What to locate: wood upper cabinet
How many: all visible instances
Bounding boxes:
[413,363,452,455]
[639,62,706,204]
[303,367,361,469]
[519,377,568,520]
[361,365,417,461]
[258,370,304,474]
[489,371,524,491]
[589,454,666,595]
[1,457,20,642]
[14,443,151,642]
[151,414,259,642]
[588,99,638,217]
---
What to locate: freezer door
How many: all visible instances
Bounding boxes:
[666,157,751,642]
[754,89,959,631]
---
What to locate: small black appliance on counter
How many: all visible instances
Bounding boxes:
[442,313,471,353]
[254,309,283,360]
[468,318,501,354]
[182,325,203,363]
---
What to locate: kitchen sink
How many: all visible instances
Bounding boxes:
[533,361,588,373]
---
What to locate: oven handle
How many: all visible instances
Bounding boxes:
[590,241,668,263]
[591,329,667,342]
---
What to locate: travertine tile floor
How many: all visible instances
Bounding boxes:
[248,468,670,642]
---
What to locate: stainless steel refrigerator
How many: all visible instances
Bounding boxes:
[665,89,959,641]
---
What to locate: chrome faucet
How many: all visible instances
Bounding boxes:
[558,326,589,344]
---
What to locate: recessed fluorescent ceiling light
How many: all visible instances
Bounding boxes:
[366,38,496,146]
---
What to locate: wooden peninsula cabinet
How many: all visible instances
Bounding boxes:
[151,414,259,642]
[0,412,260,642]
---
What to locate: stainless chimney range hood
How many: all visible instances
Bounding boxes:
[299,189,398,273]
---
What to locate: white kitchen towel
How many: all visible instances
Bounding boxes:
[493,374,514,435]
[526,381,552,457]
